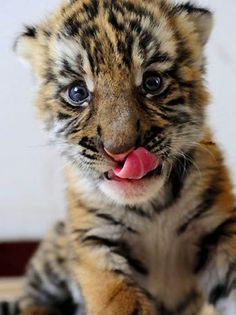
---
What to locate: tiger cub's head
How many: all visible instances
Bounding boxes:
[15,0,213,206]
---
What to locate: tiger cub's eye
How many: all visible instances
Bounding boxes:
[67,81,90,106]
[142,72,163,94]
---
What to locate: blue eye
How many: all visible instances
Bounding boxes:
[67,81,89,106]
[142,72,162,94]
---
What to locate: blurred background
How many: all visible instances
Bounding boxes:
[0,0,236,243]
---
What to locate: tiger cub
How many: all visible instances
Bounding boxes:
[14,0,236,314]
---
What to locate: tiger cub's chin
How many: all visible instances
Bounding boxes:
[99,174,166,205]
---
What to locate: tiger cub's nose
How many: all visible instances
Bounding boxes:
[104,147,134,162]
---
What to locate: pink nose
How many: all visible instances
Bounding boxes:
[104,147,134,162]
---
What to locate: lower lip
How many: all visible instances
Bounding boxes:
[99,166,163,203]
[104,165,162,182]
[104,176,155,187]
[105,176,153,189]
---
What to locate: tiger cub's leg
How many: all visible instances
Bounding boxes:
[19,222,79,315]
[196,217,236,315]
[68,204,155,315]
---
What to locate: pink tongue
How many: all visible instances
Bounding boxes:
[114,147,159,180]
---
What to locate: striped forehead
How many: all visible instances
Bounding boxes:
[52,0,177,80]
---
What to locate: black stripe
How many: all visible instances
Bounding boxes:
[44,262,67,287]
[209,284,228,305]
[63,0,98,36]
[171,2,211,16]
[113,242,149,276]
[114,249,149,276]
[145,51,172,68]
[155,300,174,315]
[209,262,236,305]
[63,14,81,36]
[126,206,152,219]
[172,26,194,66]
[43,29,52,38]
[82,0,99,20]
[96,212,122,224]
[129,19,142,33]
[145,135,168,151]
[166,151,194,207]
[81,24,99,39]
[96,213,137,233]
[44,71,57,84]
[126,256,148,275]
[209,280,236,305]
[155,85,175,102]
[60,59,80,78]
[87,52,96,74]
[29,280,58,302]
[72,228,90,240]
[165,66,179,81]
[4,301,19,315]
[108,10,125,31]
[78,137,98,153]
[155,289,200,315]
[177,179,220,234]
[12,302,19,315]
[123,35,133,67]
[165,66,196,90]
[161,105,179,114]
[55,116,78,135]
[194,217,236,273]
[81,235,119,247]
[176,46,193,66]
[92,41,105,68]
[0,302,10,315]
[131,304,141,315]
[138,30,153,51]
[166,112,191,125]
[108,0,125,15]
[143,126,164,146]
[122,2,156,24]
[97,125,102,137]
[88,208,99,214]
[166,97,185,106]
[178,80,196,89]
[82,236,148,275]
[23,25,37,38]
[80,150,97,160]
[57,112,72,120]
[29,264,44,288]
[57,298,77,315]
[78,108,94,131]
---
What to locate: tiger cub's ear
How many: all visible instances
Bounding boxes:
[14,25,40,74]
[172,2,214,46]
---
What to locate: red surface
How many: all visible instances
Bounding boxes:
[0,241,39,276]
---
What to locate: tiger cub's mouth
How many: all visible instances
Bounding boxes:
[104,165,162,182]
[103,147,162,182]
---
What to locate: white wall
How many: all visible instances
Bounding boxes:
[0,0,235,240]
[0,0,66,240]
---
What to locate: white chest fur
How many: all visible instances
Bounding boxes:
[129,205,201,308]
